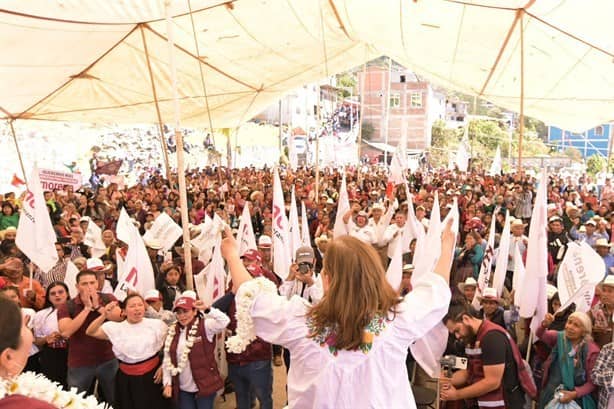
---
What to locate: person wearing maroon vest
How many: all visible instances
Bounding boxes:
[441,304,525,409]
[162,296,229,409]
[225,256,278,409]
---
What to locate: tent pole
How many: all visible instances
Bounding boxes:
[315,89,321,204]
[357,58,367,168]
[140,24,171,181]
[8,120,29,188]
[518,10,525,171]
[164,0,193,290]
[383,57,392,165]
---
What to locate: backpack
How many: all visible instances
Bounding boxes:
[66,293,114,318]
[489,326,538,400]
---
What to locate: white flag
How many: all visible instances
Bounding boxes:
[557,241,605,313]
[300,201,310,247]
[114,208,155,301]
[192,213,223,263]
[489,145,502,176]
[142,212,182,252]
[388,145,407,185]
[83,218,106,258]
[455,140,470,172]
[64,260,80,298]
[385,235,404,291]
[333,170,350,238]
[288,187,301,259]
[272,168,291,280]
[512,242,526,306]
[410,195,456,378]
[412,192,441,282]
[472,213,497,309]
[492,211,511,296]
[200,236,227,305]
[403,185,425,249]
[440,197,460,273]
[519,172,549,335]
[410,322,449,378]
[238,202,257,256]
[16,164,58,273]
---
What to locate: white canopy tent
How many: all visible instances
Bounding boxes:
[0,0,612,133]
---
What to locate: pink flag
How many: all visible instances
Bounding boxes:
[238,202,257,256]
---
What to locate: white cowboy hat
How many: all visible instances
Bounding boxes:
[477,287,501,304]
[457,277,478,292]
[594,238,612,248]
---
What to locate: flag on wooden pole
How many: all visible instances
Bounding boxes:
[333,170,350,238]
[237,202,257,256]
[272,168,291,280]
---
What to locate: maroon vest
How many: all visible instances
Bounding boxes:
[169,318,224,398]
[226,299,272,365]
[465,320,506,409]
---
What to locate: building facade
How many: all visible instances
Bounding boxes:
[548,123,613,158]
[358,64,445,150]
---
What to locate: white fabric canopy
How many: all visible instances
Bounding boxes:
[0,0,612,131]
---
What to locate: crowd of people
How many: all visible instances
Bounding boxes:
[0,163,613,409]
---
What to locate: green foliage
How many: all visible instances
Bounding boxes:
[430,118,551,169]
[361,121,375,142]
[586,154,607,176]
[563,147,583,161]
[336,73,357,98]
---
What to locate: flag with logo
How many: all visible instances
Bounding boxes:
[16,164,58,273]
[142,212,182,252]
[556,241,605,313]
[388,145,407,185]
[114,208,155,301]
[197,236,227,305]
[472,213,496,309]
[272,168,291,280]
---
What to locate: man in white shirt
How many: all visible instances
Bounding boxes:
[343,204,376,245]
[280,246,323,305]
[383,210,407,260]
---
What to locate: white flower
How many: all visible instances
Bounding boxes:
[163,318,200,377]
[226,277,277,353]
[0,372,108,408]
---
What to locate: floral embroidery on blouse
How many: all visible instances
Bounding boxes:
[307,314,387,356]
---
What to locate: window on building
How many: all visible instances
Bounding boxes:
[400,75,406,83]
[389,93,401,108]
[595,126,604,136]
[410,92,423,108]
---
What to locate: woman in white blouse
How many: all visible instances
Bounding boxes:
[32,281,69,386]
[162,296,230,409]
[220,222,455,409]
[86,293,169,409]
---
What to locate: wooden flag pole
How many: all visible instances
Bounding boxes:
[8,120,29,189]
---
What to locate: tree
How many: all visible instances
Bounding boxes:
[361,122,375,142]
[586,154,607,176]
[336,72,357,98]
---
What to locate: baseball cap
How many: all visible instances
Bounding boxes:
[295,246,315,264]
[258,235,272,248]
[144,289,162,302]
[242,249,262,262]
[173,296,195,312]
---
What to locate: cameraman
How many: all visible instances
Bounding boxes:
[441,303,524,409]
[279,246,323,305]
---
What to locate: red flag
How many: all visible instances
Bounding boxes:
[11,173,25,187]
[385,181,394,199]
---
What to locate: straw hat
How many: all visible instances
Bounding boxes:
[546,284,558,300]
[315,234,329,246]
[510,219,527,228]
[599,274,614,288]
[594,238,612,248]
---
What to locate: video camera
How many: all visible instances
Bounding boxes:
[439,355,468,378]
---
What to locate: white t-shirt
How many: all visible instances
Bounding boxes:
[102,318,167,363]
[240,271,451,409]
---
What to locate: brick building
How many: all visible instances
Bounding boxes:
[358,63,445,150]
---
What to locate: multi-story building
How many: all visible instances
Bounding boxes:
[358,63,445,150]
[548,123,613,158]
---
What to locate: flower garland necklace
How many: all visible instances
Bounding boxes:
[0,371,108,408]
[163,317,200,376]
